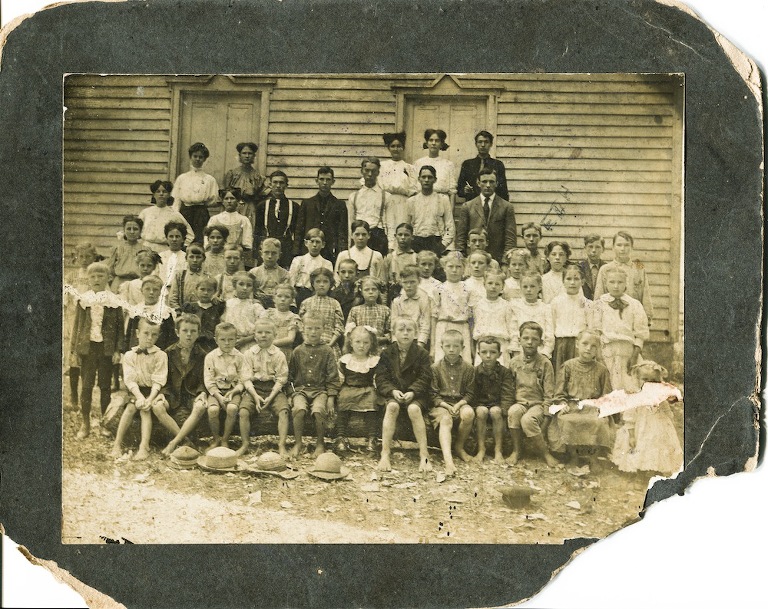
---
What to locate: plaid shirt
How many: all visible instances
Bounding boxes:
[299,295,344,347]
[346,303,391,342]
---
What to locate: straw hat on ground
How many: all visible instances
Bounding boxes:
[498,485,536,509]
[307,452,351,481]
[197,447,245,473]
[245,451,299,479]
[169,446,201,469]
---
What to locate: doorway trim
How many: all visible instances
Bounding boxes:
[168,75,276,178]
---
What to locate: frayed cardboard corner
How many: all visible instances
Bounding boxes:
[12,540,126,609]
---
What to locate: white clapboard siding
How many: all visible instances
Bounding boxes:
[63,73,681,344]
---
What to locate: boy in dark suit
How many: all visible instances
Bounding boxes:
[456,130,509,202]
[578,234,606,300]
[375,317,433,472]
[294,167,348,265]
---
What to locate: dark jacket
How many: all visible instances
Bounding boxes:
[71,305,124,356]
[162,342,207,410]
[578,259,607,300]
[294,192,348,262]
[456,195,517,263]
[254,196,300,267]
[466,362,516,408]
[375,341,432,401]
[124,313,177,352]
[456,156,509,201]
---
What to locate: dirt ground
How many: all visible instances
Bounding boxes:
[61,397,684,545]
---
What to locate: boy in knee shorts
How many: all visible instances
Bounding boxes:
[466,336,515,464]
[376,317,433,472]
[240,319,290,457]
[429,329,475,475]
[507,321,558,467]
[288,315,340,458]
[159,314,208,456]
[203,322,248,449]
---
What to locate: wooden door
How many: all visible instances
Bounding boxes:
[177,92,262,187]
[405,97,488,167]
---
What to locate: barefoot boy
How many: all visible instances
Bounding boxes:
[288,315,339,458]
[240,319,290,457]
[376,317,433,472]
[466,336,515,463]
[507,321,558,466]
[160,314,208,456]
[110,318,168,460]
[429,330,475,474]
[203,322,248,449]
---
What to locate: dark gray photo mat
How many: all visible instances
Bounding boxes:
[0,1,762,607]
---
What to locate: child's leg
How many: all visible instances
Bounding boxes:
[151,397,181,437]
[69,366,80,407]
[112,363,121,392]
[290,395,308,458]
[236,407,251,456]
[407,402,431,472]
[522,406,559,467]
[364,411,378,443]
[335,411,350,440]
[272,393,290,457]
[489,406,505,463]
[436,411,455,475]
[221,401,239,446]
[133,409,153,460]
[377,401,400,471]
[506,404,527,464]
[96,355,114,417]
[163,395,206,455]
[78,353,98,437]
[110,401,136,457]
[311,394,329,457]
[455,406,474,462]
[474,406,489,461]
[207,397,222,448]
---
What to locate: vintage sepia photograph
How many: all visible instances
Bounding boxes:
[61,72,684,545]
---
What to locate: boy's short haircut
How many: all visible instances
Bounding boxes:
[468,227,489,240]
[484,268,506,283]
[613,230,634,246]
[395,222,414,234]
[583,233,605,248]
[392,317,418,332]
[269,169,289,182]
[204,224,230,240]
[468,249,492,264]
[544,240,572,258]
[576,329,601,343]
[137,317,161,332]
[274,283,296,298]
[419,165,437,178]
[215,321,237,337]
[519,321,544,338]
[186,243,206,257]
[197,277,218,291]
[520,269,543,285]
[475,130,494,144]
[521,222,542,238]
[260,237,282,252]
[253,318,277,333]
[302,314,324,328]
[361,156,381,168]
[232,270,253,285]
[223,243,243,254]
[604,267,629,281]
[86,261,110,275]
[398,265,420,281]
[164,221,188,238]
[477,166,497,180]
[476,335,502,352]
[337,257,358,270]
[305,228,325,241]
[317,166,335,178]
[176,313,202,332]
[134,249,160,266]
[141,275,164,288]
[416,250,438,264]
[309,267,335,287]
[440,329,464,346]
[440,251,464,267]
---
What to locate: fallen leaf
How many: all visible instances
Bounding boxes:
[435,472,447,483]
[523,513,547,521]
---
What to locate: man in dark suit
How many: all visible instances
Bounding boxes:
[254,170,300,269]
[456,167,517,264]
[294,166,348,264]
[456,130,509,203]
[578,234,607,300]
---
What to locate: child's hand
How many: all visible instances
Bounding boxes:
[449,404,460,416]
[392,390,405,402]
[402,391,415,403]
[134,397,145,411]
[112,352,121,365]
[216,394,227,408]
[253,395,264,413]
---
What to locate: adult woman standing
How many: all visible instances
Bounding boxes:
[172,142,219,244]
[379,132,417,251]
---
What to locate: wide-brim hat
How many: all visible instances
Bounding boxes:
[308,452,351,481]
[197,447,245,473]
[169,446,201,468]
[499,485,535,509]
[246,451,299,479]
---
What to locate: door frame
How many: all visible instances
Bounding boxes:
[168,75,276,179]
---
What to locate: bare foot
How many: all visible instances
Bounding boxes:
[208,437,221,450]
[109,446,122,459]
[493,451,505,465]
[161,443,176,457]
[133,447,150,461]
[312,442,325,458]
[506,451,520,465]
[234,445,248,457]
[444,462,456,476]
[544,452,559,467]
[76,423,90,440]
[278,446,289,459]
[456,449,473,463]
[289,442,304,460]
[376,454,392,471]
[419,457,433,473]
[474,450,486,463]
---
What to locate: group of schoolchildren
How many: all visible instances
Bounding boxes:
[64,139,680,478]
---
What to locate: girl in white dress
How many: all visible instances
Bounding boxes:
[380,132,418,250]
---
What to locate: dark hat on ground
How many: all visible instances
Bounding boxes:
[246,451,299,479]
[499,485,536,509]
[197,447,244,472]
[169,445,201,468]
[308,453,351,481]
